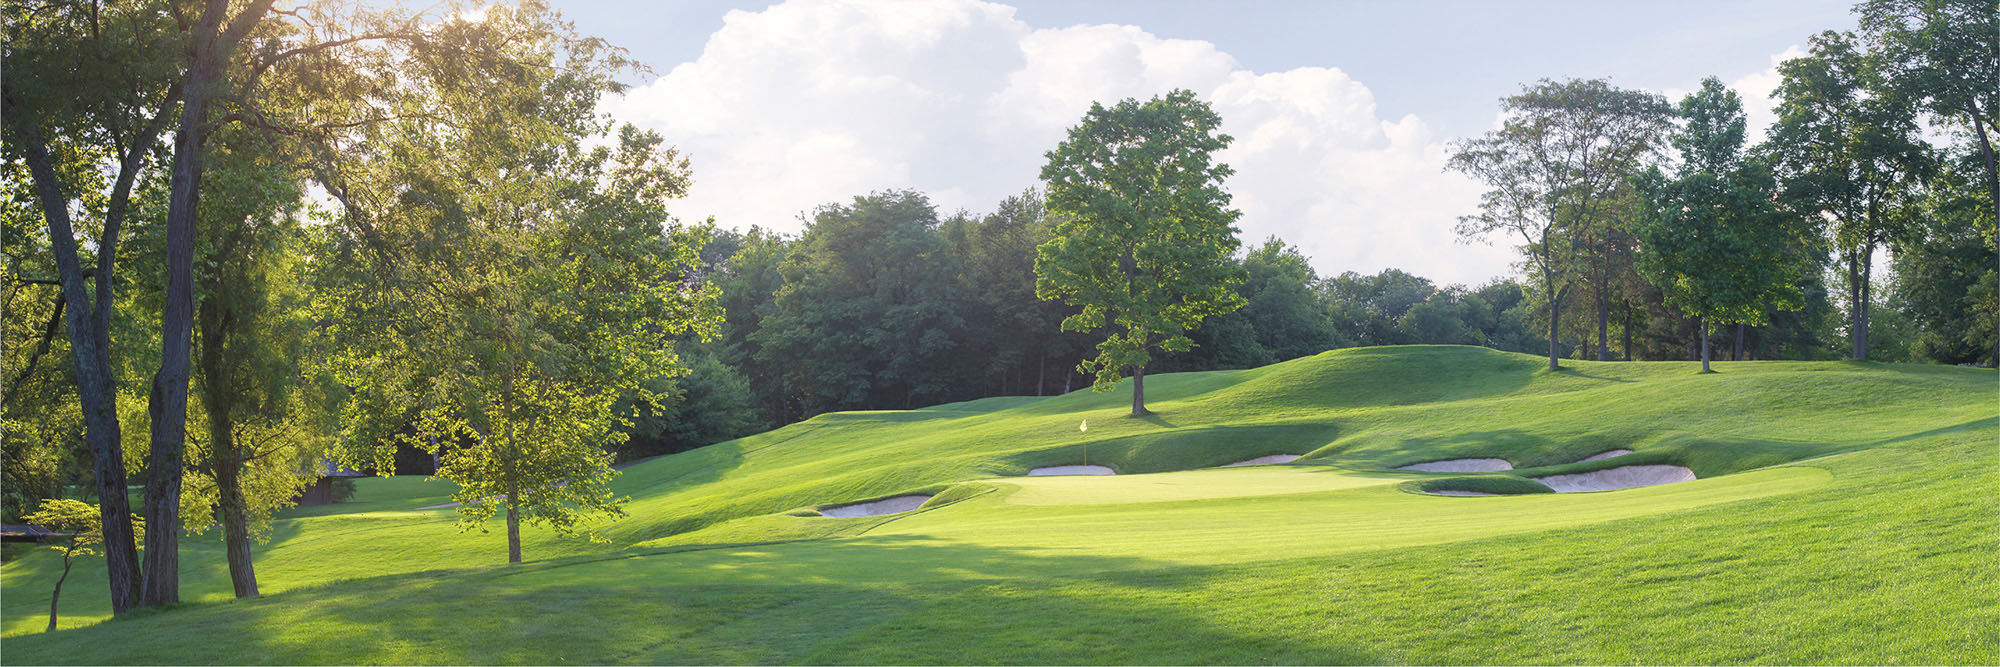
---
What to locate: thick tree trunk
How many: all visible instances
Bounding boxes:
[1733,323,1746,362]
[142,0,234,608]
[1130,365,1148,416]
[14,121,142,614]
[1700,319,1711,373]
[1860,243,1874,360]
[47,558,72,632]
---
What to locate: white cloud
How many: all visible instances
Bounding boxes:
[1729,44,1805,144]
[603,0,1511,285]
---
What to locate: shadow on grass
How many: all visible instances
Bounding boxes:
[3,534,1381,665]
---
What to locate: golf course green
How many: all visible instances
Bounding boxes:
[2,346,1993,664]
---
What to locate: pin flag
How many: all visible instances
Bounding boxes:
[1079,419,1088,433]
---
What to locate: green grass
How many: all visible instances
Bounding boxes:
[2,345,1993,664]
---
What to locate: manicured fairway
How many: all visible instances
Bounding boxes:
[2,346,1993,664]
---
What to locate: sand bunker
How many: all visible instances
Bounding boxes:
[819,495,932,518]
[1575,449,1634,463]
[1220,454,1302,467]
[1429,490,1499,496]
[1398,458,1513,473]
[1534,465,1696,492]
[416,502,462,510]
[1027,465,1116,476]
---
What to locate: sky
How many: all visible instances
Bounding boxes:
[559,0,1860,286]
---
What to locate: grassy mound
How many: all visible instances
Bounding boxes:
[2,346,1992,664]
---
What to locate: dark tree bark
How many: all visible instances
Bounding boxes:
[1733,323,1746,361]
[506,495,523,564]
[1973,113,1999,363]
[46,554,74,632]
[9,117,143,615]
[142,0,275,608]
[198,290,259,598]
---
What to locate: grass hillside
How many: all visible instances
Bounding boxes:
[3,346,1993,664]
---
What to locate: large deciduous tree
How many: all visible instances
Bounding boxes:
[1765,30,1935,360]
[1637,78,1807,372]
[1857,0,2000,361]
[1035,90,1246,416]
[313,6,716,564]
[1448,78,1673,371]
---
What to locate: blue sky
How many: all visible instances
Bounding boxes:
[560,0,1859,284]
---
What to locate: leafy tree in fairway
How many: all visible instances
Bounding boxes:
[1637,78,1806,372]
[22,499,143,632]
[1036,90,1247,416]
[1448,78,1674,371]
[310,7,715,564]
[1764,30,1934,360]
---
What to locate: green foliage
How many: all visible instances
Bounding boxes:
[310,5,718,559]
[1636,77,1807,355]
[755,191,970,414]
[1036,90,1247,394]
[22,499,143,561]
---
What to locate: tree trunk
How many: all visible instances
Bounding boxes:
[1130,365,1148,416]
[1700,319,1711,373]
[1848,243,1864,359]
[1971,110,1999,364]
[13,120,142,615]
[47,557,72,632]
[1595,279,1609,361]
[1848,252,1865,360]
[1544,276,1561,371]
[1036,355,1046,397]
[506,494,523,564]
[198,282,259,598]
[1733,323,1746,362]
[1621,305,1633,361]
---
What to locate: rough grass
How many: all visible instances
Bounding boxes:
[1,346,1992,664]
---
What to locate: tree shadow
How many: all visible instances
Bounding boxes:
[4,534,1382,665]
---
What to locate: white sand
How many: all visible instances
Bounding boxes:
[1026,465,1116,476]
[1576,449,1634,462]
[1534,465,1696,492]
[1398,458,1513,473]
[819,495,932,518]
[1219,454,1302,467]
[1429,490,1499,496]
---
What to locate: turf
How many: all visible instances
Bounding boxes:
[1,345,1993,664]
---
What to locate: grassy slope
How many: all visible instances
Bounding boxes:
[1,345,1992,664]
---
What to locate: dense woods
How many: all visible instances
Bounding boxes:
[1,0,1993,625]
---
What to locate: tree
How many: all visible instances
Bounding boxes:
[1448,78,1673,371]
[755,191,969,415]
[1637,78,1807,372]
[311,5,714,562]
[2,0,183,612]
[1765,30,1934,360]
[1036,89,1246,416]
[1858,0,2000,361]
[22,499,144,632]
